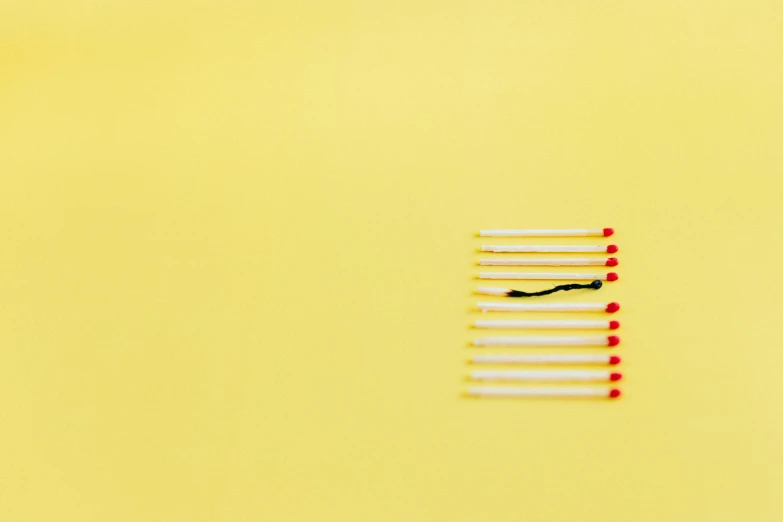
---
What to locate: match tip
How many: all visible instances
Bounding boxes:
[609,320,620,330]
[590,280,603,289]
[609,389,622,399]
[608,335,620,347]
[606,302,620,313]
[609,372,623,382]
[605,257,619,267]
[606,272,619,282]
[603,227,614,237]
[606,244,619,253]
[609,355,621,365]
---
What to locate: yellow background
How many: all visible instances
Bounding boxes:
[1,1,782,521]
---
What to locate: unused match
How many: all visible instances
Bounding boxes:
[477,302,620,313]
[470,354,621,365]
[467,386,621,399]
[482,245,618,253]
[473,336,620,347]
[470,369,622,382]
[475,319,620,330]
[480,257,618,267]
[479,272,618,281]
[479,228,614,237]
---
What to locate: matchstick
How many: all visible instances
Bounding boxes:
[473,336,620,347]
[470,354,621,365]
[470,369,622,382]
[477,302,620,313]
[479,228,614,237]
[479,272,618,281]
[477,281,603,297]
[474,319,620,330]
[480,258,618,266]
[467,386,621,398]
[482,245,618,253]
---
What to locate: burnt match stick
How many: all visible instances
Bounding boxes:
[480,228,614,237]
[470,354,621,365]
[480,258,618,267]
[467,386,621,399]
[473,336,620,347]
[475,319,620,330]
[478,302,620,313]
[477,281,603,297]
[482,245,618,253]
[470,369,622,382]
[479,272,618,281]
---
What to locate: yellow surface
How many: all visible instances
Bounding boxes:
[1,2,782,521]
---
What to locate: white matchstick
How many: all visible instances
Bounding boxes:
[480,228,614,237]
[470,354,621,365]
[475,319,620,330]
[467,386,621,398]
[479,272,618,281]
[480,257,618,266]
[477,302,620,313]
[470,369,622,382]
[482,245,618,253]
[473,336,620,347]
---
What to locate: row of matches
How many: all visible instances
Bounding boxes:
[468,228,622,399]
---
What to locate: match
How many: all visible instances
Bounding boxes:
[467,386,621,399]
[474,319,620,330]
[473,336,620,347]
[480,257,618,266]
[477,302,620,313]
[470,369,622,382]
[479,228,614,237]
[479,272,618,281]
[482,245,618,253]
[477,281,603,297]
[470,354,621,365]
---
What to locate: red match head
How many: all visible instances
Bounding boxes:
[606,272,619,281]
[603,227,614,237]
[606,302,620,313]
[609,355,621,365]
[607,335,621,347]
[605,257,619,267]
[609,372,623,382]
[606,244,619,253]
[609,389,622,399]
[609,320,620,330]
